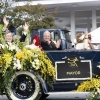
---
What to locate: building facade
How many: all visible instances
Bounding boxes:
[8,0,100,44]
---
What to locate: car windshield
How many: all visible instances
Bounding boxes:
[61,31,71,42]
[60,31,66,39]
[39,29,71,43]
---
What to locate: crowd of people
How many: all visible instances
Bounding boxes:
[2,16,61,51]
[2,16,100,51]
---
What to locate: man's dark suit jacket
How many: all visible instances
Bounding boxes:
[41,41,57,50]
[20,34,27,42]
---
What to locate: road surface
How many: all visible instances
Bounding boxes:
[0,95,87,100]
[0,95,8,100]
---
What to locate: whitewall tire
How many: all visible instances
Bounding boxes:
[6,71,42,100]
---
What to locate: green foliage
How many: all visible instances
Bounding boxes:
[0,0,58,33]
[16,27,23,35]
[0,73,3,94]
[3,69,16,96]
[0,25,6,45]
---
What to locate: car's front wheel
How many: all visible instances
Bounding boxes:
[6,71,42,100]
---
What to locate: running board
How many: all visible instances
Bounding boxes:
[46,92,100,99]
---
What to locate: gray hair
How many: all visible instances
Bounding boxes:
[5,30,13,37]
[43,30,51,36]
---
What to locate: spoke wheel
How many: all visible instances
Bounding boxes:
[6,71,42,100]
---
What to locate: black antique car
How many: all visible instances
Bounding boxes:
[32,28,100,99]
[1,28,100,100]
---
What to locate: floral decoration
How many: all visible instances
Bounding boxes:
[0,25,56,94]
[75,77,100,100]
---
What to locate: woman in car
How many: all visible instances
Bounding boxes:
[75,32,94,50]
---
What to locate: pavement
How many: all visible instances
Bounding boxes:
[0,95,87,100]
[0,95,8,100]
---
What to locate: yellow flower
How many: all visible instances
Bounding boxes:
[16,52,23,59]
[0,56,3,67]
[76,78,100,92]
[3,53,13,65]
[2,53,13,75]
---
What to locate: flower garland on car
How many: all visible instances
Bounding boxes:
[75,77,100,100]
[15,48,56,86]
[0,25,56,93]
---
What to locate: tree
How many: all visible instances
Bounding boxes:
[0,0,58,34]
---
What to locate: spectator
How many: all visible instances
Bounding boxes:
[31,34,40,46]
[75,32,94,50]
[5,31,13,43]
[41,31,61,50]
[25,34,40,49]
[3,16,30,43]
[87,34,94,49]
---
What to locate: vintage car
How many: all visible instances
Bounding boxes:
[1,28,100,100]
[35,28,100,100]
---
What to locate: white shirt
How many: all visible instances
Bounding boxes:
[76,39,90,50]
[76,43,85,50]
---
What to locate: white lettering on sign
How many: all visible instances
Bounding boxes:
[66,71,81,75]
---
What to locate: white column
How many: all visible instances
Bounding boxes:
[87,23,91,32]
[70,10,75,45]
[87,21,91,32]
[92,9,97,31]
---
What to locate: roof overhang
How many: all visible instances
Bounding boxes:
[13,0,100,6]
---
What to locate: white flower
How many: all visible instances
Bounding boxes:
[31,62,36,68]
[9,45,16,51]
[34,59,39,62]
[7,44,20,52]
[13,65,17,70]
[0,44,4,49]
[0,44,10,49]
[33,54,38,57]
[97,88,100,94]
[25,44,39,50]
[34,59,39,65]
[5,44,8,48]
[15,47,20,52]
[13,57,17,61]
[31,61,39,70]
[35,66,39,70]
[13,59,21,70]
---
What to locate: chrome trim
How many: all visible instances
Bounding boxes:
[46,92,100,99]
[62,56,67,59]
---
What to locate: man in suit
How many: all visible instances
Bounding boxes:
[41,31,61,50]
